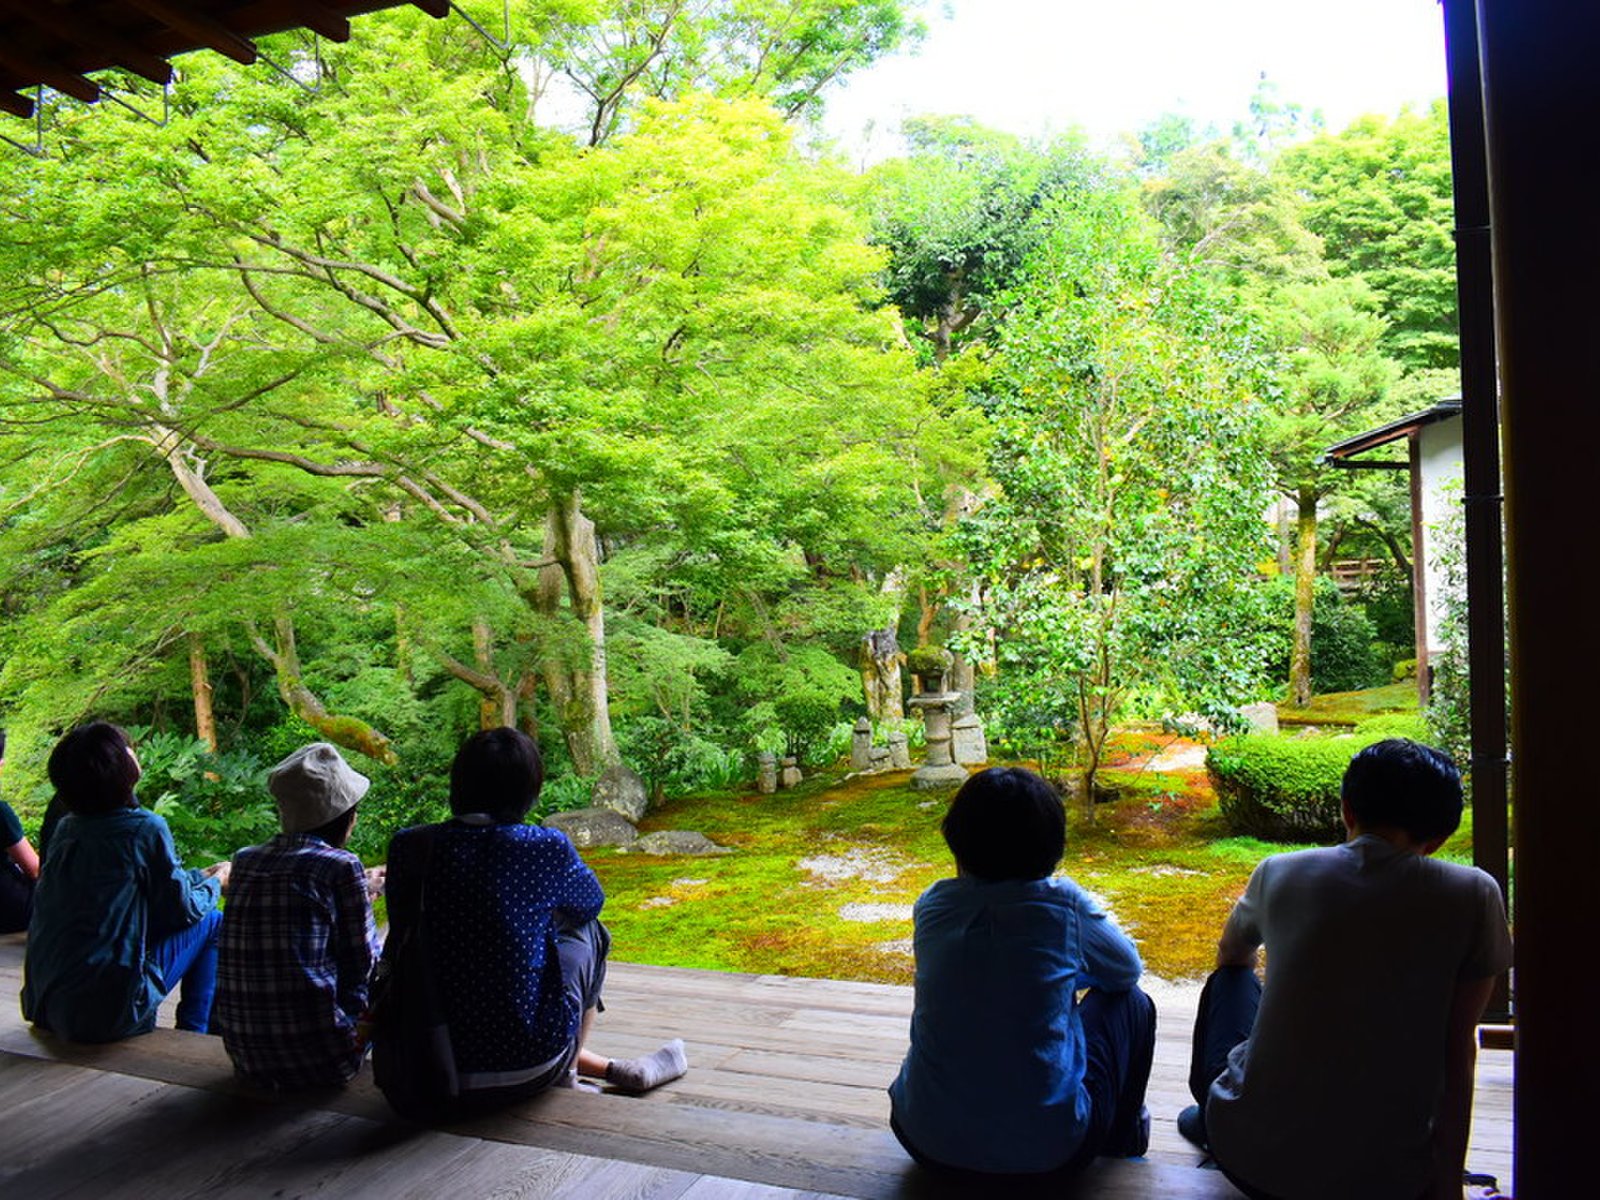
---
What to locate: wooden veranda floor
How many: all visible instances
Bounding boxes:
[0,935,1512,1198]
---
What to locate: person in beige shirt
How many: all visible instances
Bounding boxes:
[1180,738,1513,1200]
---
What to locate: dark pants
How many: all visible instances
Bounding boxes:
[1187,964,1261,1114]
[1188,966,1289,1200]
[0,862,34,934]
[452,917,611,1113]
[893,985,1157,1181]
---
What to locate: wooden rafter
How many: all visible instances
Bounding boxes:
[0,1,445,120]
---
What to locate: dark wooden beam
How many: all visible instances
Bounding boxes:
[292,3,353,42]
[0,0,176,86]
[0,48,99,103]
[121,0,262,65]
[0,89,34,119]
[410,0,452,19]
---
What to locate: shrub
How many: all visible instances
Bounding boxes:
[133,730,277,863]
[730,643,861,765]
[1308,595,1384,694]
[1257,576,1388,696]
[533,774,594,822]
[1207,723,1427,843]
[1354,570,1416,654]
[1352,713,1430,741]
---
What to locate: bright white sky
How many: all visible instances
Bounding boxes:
[821,0,1448,161]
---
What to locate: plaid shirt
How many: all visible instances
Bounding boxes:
[215,834,380,1089]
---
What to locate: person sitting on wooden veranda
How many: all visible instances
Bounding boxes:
[890,767,1156,1179]
[378,728,686,1118]
[1,729,44,934]
[1179,738,1512,1200]
[214,743,384,1089]
[22,723,229,1040]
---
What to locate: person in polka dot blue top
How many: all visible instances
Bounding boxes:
[383,728,686,1110]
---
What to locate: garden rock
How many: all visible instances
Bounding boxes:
[850,718,874,771]
[951,713,989,765]
[887,730,911,769]
[543,807,639,849]
[757,751,777,794]
[780,756,803,788]
[910,763,968,791]
[621,830,732,857]
[592,764,649,821]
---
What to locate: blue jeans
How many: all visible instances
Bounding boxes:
[151,909,222,1033]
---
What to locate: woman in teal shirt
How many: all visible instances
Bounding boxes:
[1,728,41,932]
[22,723,229,1041]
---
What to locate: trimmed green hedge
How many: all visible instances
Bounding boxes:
[1207,715,1431,842]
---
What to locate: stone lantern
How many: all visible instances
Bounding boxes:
[906,646,970,791]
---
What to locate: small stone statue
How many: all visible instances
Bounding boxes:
[850,717,874,772]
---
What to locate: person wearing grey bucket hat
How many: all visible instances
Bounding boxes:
[213,742,384,1089]
[268,743,371,835]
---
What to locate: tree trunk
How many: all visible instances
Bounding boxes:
[435,624,526,734]
[394,603,415,685]
[1275,496,1295,576]
[859,628,904,720]
[1290,489,1318,708]
[515,670,540,739]
[948,583,979,709]
[248,616,398,763]
[535,490,620,776]
[188,633,218,753]
[156,426,396,763]
[473,618,516,729]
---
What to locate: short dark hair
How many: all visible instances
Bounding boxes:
[941,767,1065,882]
[305,804,360,849]
[449,727,543,822]
[48,722,140,816]
[1342,738,1463,843]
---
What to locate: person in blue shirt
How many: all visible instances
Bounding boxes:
[889,766,1156,1178]
[1,728,43,933]
[22,722,229,1041]
[379,727,686,1118]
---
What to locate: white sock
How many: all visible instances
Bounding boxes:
[605,1039,688,1092]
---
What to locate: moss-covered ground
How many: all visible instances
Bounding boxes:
[587,727,1473,986]
[1279,682,1418,726]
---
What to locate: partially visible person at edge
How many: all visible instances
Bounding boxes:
[1178,738,1513,1200]
[890,766,1157,1179]
[380,727,687,1117]
[1,729,43,933]
[22,723,229,1040]
[215,743,385,1089]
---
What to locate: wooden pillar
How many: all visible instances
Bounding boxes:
[1477,1,1600,1194]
